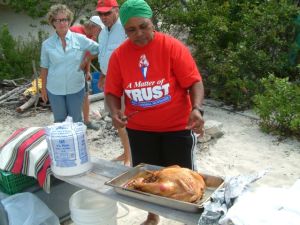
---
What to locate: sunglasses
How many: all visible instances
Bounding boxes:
[98,11,113,17]
[53,18,69,23]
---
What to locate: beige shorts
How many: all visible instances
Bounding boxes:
[104,95,125,113]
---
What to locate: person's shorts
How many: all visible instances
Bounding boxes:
[126,128,197,170]
[104,95,125,113]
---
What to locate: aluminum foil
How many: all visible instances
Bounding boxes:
[198,170,267,225]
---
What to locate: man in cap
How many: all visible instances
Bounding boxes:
[70,16,104,130]
[105,0,205,224]
[96,0,131,166]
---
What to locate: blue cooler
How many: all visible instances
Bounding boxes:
[91,72,103,94]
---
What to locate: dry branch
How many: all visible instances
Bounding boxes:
[0,78,29,87]
[88,92,104,102]
[16,95,37,113]
[32,60,40,110]
[2,101,20,105]
[0,83,30,103]
[1,79,17,87]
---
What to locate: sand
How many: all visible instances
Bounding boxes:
[0,99,299,225]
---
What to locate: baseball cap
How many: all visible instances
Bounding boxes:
[96,0,118,13]
[89,15,105,29]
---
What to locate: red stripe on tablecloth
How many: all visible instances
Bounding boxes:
[11,129,45,173]
[37,155,51,188]
[0,127,27,149]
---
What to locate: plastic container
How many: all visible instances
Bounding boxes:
[0,170,37,195]
[69,189,117,225]
[0,199,9,225]
[45,118,92,177]
[2,192,60,225]
[91,72,103,94]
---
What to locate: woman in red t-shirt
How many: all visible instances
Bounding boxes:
[105,1,205,223]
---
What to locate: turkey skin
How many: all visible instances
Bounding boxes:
[125,165,206,203]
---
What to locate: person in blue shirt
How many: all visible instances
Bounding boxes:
[96,0,131,166]
[40,4,99,123]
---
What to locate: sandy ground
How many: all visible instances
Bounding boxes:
[0,99,299,225]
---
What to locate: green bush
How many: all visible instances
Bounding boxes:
[0,24,47,80]
[159,0,299,109]
[253,74,300,138]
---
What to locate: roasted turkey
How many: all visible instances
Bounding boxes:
[125,165,206,202]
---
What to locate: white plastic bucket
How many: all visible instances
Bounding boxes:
[69,189,118,225]
[45,118,92,177]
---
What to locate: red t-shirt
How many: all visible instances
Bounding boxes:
[105,32,202,132]
[70,25,93,40]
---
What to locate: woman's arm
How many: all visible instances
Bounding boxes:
[105,93,127,129]
[186,81,205,135]
[40,68,48,103]
[189,81,204,110]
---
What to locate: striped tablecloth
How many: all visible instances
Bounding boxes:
[0,127,51,193]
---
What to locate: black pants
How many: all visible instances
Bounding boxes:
[126,128,197,169]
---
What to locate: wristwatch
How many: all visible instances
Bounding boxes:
[192,106,204,116]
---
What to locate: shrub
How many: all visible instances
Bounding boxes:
[0,24,47,80]
[253,74,300,138]
[159,0,299,109]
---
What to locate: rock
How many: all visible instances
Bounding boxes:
[104,116,112,123]
[90,110,102,121]
[204,120,224,139]
[198,133,212,143]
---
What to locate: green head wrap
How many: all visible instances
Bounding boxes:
[119,0,153,26]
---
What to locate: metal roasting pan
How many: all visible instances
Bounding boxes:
[105,163,224,213]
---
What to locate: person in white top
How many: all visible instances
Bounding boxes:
[96,0,131,166]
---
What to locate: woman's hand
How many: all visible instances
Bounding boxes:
[40,68,48,103]
[111,110,127,129]
[85,71,91,81]
[98,75,105,90]
[41,88,48,103]
[105,94,125,129]
[186,109,205,136]
[80,55,90,72]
